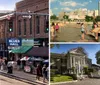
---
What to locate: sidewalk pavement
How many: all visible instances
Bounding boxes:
[50,80,78,85]
[0,69,48,85]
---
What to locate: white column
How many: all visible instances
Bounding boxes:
[79,60,80,74]
[84,58,85,65]
[70,56,72,68]
[73,57,75,67]
[67,56,69,69]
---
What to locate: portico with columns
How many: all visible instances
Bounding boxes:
[51,47,88,75]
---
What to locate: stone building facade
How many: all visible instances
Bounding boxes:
[0,0,49,60]
[51,48,91,75]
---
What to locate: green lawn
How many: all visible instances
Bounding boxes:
[51,75,73,83]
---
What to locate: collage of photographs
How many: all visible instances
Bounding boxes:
[0,0,100,85]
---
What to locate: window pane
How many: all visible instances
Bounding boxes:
[18,20,21,35]
[24,19,26,35]
[36,16,40,34]
[30,18,32,35]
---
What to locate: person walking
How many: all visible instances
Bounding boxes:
[46,66,49,81]
[42,64,47,82]
[17,58,21,70]
[55,22,59,33]
[51,22,55,41]
[0,59,5,71]
[81,23,86,40]
[92,23,99,41]
[36,64,41,81]
[7,60,13,74]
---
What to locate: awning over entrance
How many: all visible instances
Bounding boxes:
[11,46,32,54]
[25,47,48,57]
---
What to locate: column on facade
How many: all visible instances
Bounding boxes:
[84,56,86,65]
[73,56,75,74]
[70,56,72,68]
[67,56,69,69]
[81,58,84,74]
[78,58,81,74]
[73,56,75,67]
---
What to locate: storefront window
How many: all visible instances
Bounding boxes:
[24,19,27,35]
[18,20,21,35]
[36,16,40,34]
[44,15,49,33]
[30,17,32,35]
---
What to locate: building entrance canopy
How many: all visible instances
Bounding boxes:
[10,46,32,54]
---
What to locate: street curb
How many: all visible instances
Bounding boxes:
[50,80,78,85]
[0,71,48,85]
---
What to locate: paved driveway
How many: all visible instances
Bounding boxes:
[57,79,100,85]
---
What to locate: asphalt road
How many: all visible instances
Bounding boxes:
[0,75,31,85]
[55,79,100,85]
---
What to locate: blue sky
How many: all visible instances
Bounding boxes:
[51,44,100,64]
[50,0,99,15]
[0,0,22,10]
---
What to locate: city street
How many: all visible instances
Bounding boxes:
[0,75,31,85]
[51,23,97,42]
[55,79,100,85]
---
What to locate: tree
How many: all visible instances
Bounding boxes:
[95,16,100,22]
[95,50,100,64]
[50,14,58,20]
[83,66,89,75]
[85,15,93,22]
[63,15,69,23]
[63,15,69,20]
[50,44,60,48]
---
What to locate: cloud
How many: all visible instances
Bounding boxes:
[60,1,89,7]
[0,0,22,10]
[62,7,73,11]
[89,0,92,3]
[54,8,58,10]
[0,5,14,10]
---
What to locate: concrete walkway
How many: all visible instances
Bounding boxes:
[0,70,48,85]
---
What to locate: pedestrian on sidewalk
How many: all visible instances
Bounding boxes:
[55,22,59,34]
[4,58,8,66]
[51,22,56,41]
[0,59,5,71]
[17,58,21,70]
[46,66,49,81]
[92,22,99,41]
[36,64,41,81]
[4,58,8,70]
[81,23,86,40]
[7,61,13,74]
[42,64,47,82]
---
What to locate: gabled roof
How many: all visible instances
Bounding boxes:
[69,47,86,56]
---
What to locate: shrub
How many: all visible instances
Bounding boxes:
[83,66,89,75]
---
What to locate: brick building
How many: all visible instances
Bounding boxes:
[0,0,49,60]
